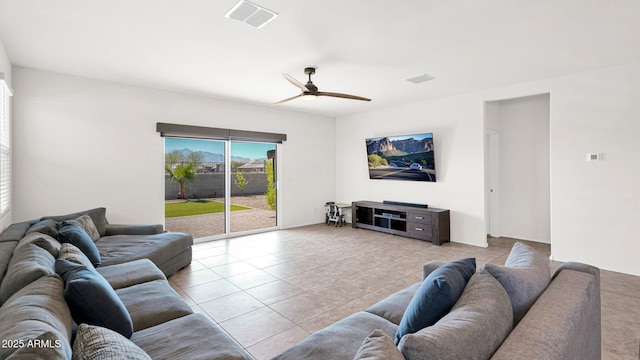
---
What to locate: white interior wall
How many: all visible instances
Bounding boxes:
[337,61,640,276]
[8,60,640,276]
[488,94,551,243]
[12,67,336,227]
[0,39,11,232]
[336,94,488,247]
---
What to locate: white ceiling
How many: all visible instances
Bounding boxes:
[1,0,639,117]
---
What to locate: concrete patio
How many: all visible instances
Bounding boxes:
[165,195,277,238]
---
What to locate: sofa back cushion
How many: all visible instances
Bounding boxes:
[55,259,133,338]
[394,258,476,344]
[0,241,17,289]
[0,242,56,304]
[482,242,550,324]
[491,267,601,360]
[42,207,108,237]
[15,231,61,258]
[26,218,59,239]
[0,274,73,359]
[58,223,101,267]
[398,270,513,360]
[0,220,35,243]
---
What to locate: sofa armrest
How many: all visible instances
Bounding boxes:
[105,224,164,236]
[422,260,446,280]
[553,261,600,282]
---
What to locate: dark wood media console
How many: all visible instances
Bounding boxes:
[351,201,450,245]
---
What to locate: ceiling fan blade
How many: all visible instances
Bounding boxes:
[282,73,310,92]
[318,91,371,102]
[272,93,302,105]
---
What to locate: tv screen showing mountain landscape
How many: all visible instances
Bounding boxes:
[365,133,436,182]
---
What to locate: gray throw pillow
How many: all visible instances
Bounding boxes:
[482,242,550,324]
[66,214,101,242]
[354,329,405,360]
[398,270,513,360]
[59,243,95,269]
[73,323,151,360]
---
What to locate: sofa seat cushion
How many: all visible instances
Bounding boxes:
[55,259,133,338]
[366,282,420,325]
[96,232,192,272]
[115,279,193,331]
[483,242,550,324]
[0,242,56,304]
[272,311,398,360]
[73,323,151,360]
[131,313,253,360]
[398,270,513,360]
[158,247,193,277]
[97,259,166,289]
[0,274,72,359]
[395,258,476,343]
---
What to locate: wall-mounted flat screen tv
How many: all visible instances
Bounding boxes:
[365,133,436,182]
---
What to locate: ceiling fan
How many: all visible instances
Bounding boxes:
[273,67,371,105]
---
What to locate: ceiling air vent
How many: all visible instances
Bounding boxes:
[225,0,279,29]
[406,73,436,84]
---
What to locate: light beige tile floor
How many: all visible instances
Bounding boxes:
[168,224,640,360]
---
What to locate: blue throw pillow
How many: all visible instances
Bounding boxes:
[58,223,101,267]
[395,257,476,344]
[55,259,133,338]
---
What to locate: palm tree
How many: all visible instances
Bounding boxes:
[165,163,196,199]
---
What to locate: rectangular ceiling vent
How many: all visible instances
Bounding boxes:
[225,0,279,29]
[406,73,436,84]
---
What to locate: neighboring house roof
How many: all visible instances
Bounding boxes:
[239,160,265,170]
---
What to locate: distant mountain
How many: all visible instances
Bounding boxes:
[167,148,252,163]
[366,137,433,157]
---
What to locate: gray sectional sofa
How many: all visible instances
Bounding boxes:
[0,208,252,360]
[272,243,601,360]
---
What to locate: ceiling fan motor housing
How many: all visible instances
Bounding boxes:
[273,66,371,104]
[303,67,318,93]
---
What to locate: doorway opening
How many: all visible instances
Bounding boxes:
[484,93,551,244]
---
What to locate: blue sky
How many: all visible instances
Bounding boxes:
[165,138,275,160]
[368,132,433,142]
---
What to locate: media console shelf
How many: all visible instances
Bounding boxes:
[352,201,450,245]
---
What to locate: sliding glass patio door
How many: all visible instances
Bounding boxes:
[164,138,227,238]
[229,141,277,233]
[163,137,278,240]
